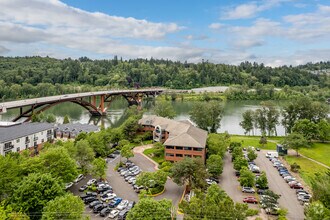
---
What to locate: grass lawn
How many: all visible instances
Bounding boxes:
[284,155,328,186]
[299,142,330,167]
[230,135,283,150]
[143,147,165,164]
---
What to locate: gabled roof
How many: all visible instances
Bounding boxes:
[55,123,99,133]
[0,122,54,143]
[139,115,207,148]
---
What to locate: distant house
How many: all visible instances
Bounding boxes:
[54,123,100,139]
[139,115,207,163]
[0,122,54,156]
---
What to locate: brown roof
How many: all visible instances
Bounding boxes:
[139,115,207,148]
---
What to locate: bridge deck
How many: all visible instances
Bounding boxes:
[0,88,164,112]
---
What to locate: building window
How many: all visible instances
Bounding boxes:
[184,147,192,151]
[16,139,20,143]
[176,154,183,157]
[25,145,28,150]
[16,147,20,152]
[42,139,44,143]
[176,147,183,150]
[166,153,174,157]
[185,155,192,157]
[193,148,203,151]
[166,146,174,149]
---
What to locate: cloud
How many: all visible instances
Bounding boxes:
[208,23,224,29]
[185,35,209,41]
[0,45,10,54]
[222,0,290,20]
[231,39,264,49]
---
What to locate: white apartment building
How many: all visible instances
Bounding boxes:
[0,122,54,156]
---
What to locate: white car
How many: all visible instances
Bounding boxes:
[65,182,73,190]
[87,178,97,186]
[101,193,116,202]
[117,200,129,210]
[74,174,84,183]
[128,177,136,184]
[108,210,119,219]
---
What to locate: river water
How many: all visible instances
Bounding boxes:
[0,97,287,136]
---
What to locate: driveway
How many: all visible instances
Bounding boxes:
[255,150,305,220]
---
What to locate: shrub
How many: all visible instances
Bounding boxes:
[290,162,301,173]
[246,209,259,216]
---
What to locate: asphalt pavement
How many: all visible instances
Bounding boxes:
[255,150,305,220]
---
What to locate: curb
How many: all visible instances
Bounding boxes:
[176,185,186,215]
[148,187,166,197]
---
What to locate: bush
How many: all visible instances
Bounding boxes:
[246,209,259,216]
[148,186,164,195]
[290,162,301,172]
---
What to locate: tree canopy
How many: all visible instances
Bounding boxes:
[153,100,176,119]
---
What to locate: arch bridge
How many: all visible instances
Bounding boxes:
[0,88,164,122]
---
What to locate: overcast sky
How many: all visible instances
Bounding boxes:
[0,0,329,66]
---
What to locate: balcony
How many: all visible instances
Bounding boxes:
[25,139,30,143]
[33,137,38,141]
[4,144,14,152]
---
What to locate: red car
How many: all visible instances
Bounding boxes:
[243,196,258,204]
[290,183,304,189]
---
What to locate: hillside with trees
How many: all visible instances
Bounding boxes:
[0,56,329,101]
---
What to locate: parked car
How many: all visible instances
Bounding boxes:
[124,172,134,178]
[79,194,90,200]
[265,207,280,215]
[296,189,308,195]
[129,166,139,171]
[109,197,122,208]
[117,210,129,220]
[298,195,311,202]
[109,210,120,219]
[74,174,84,183]
[128,177,136,184]
[127,201,136,210]
[100,193,116,202]
[117,167,126,172]
[87,178,97,186]
[79,185,88,192]
[107,154,116,158]
[89,200,102,208]
[100,207,111,217]
[84,196,98,204]
[65,182,73,190]
[132,169,141,175]
[100,189,113,196]
[243,196,258,204]
[256,148,260,151]
[242,187,255,193]
[93,203,106,213]
[209,177,219,183]
[113,150,120,155]
[117,200,129,210]
[235,171,240,177]
[97,184,112,193]
[291,183,304,189]
[86,191,98,197]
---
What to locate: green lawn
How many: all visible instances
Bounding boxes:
[284,155,328,186]
[299,142,330,167]
[143,147,165,164]
[230,135,283,150]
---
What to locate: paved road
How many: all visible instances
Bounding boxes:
[255,150,305,220]
[219,152,258,209]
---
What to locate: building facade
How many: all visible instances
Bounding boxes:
[0,122,54,156]
[139,115,207,162]
[54,123,100,139]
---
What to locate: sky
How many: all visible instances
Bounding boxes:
[0,0,329,66]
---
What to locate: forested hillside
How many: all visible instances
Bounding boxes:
[0,56,329,100]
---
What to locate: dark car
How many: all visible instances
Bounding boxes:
[100,189,113,196]
[113,149,120,154]
[86,191,98,197]
[89,200,102,208]
[209,177,219,183]
[100,207,111,217]
[256,148,260,151]
[80,194,90,200]
[107,154,116,158]
[79,185,88,192]
[257,189,266,195]
[117,209,129,220]
[93,203,106,213]
[235,171,240,177]
[84,196,98,204]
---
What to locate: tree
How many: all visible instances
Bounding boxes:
[262,190,280,210]
[170,157,208,189]
[256,171,268,189]
[239,167,255,187]
[207,133,230,158]
[310,171,330,209]
[63,115,70,124]
[39,147,78,183]
[0,154,21,200]
[153,101,176,119]
[254,108,267,134]
[92,157,107,179]
[263,101,280,136]
[181,184,249,220]
[317,119,330,142]
[42,194,85,220]
[190,101,223,133]
[75,140,95,173]
[153,142,165,158]
[0,204,29,220]
[292,119,318,142]
[10,173,64,220]
[45,114,56,123]
[247,148,257,161]
[305,201,330,220]
[233,157,248,171]
[259,134,267,148]
[282,132,309,156]
[120,116,140,141]
[136,170,167,192]
[121,145,134,161]
[126,197,173,220]
[240,110,254,135]
[206,155,223,177]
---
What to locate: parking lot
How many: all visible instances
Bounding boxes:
[255,150,305,220]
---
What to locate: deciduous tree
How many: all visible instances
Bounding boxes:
[240,110,254,135]
[153,101,176,119]
[282,132,309,156]
[92,157,107,179]
[256,171,268,189]
[206,155,223,177]
[75,140,95,173]
[239,167,255,187]
[247,148,257,161]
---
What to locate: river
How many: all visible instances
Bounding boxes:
[0,97,287,136]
